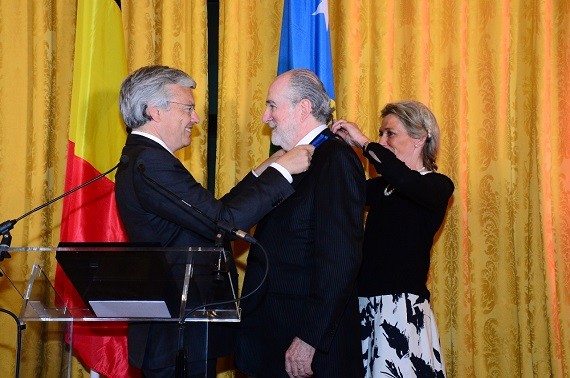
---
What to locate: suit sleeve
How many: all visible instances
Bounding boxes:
[134,149,293,242]
[297,145,366,351]
[364,142,454,210]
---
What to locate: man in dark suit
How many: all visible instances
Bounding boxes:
[114,65,314,378]
[235,69,366,377]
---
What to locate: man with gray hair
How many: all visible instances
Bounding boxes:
[114,65,314,377]
[236,69,366,377]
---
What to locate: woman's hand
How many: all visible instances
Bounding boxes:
[331,119,370,149]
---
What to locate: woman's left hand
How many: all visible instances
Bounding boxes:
[331,119,369,149]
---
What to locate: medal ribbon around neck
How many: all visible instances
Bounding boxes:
[310,133,329,148]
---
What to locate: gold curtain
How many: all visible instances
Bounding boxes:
[0,0,568,377]
[218,0,570,377]
[217,1,283,192]
[0,1,208,377]
[0,1,75,375]
[123,0,209,182]
[216,0,284,300]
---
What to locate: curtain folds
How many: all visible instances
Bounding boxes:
[122,0,209,183]
[0,1,208,377]
[217,1,283,194]
[218,1,569,377]
[0,1,568,377]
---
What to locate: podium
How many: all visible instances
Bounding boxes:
[0,244,240,377]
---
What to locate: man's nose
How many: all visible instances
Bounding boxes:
[192,112,200,124]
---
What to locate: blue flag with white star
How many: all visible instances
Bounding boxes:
[278,0,335,100]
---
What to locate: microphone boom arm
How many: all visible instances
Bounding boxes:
[0,156,128,248]
[137,162,257,244]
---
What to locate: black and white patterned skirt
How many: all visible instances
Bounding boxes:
[359,293,446,377]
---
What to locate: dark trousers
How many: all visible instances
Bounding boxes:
[142,358,216,378]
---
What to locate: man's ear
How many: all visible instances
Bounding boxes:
[297,99,312,121]
[145,104,161,122]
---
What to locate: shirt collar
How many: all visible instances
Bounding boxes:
[296,125,328,147]
[131,130,175,156]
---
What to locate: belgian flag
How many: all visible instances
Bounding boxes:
[55,0,139,376]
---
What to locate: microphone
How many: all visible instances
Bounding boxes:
[137,160,257,244]
[0,155,130,252]
[139,159,259,378]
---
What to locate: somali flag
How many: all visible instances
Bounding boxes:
[278,0,335,100]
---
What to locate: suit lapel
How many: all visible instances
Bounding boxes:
[291,129,335,188]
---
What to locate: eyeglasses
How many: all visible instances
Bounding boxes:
[167,101,196,114]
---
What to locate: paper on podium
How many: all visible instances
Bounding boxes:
[89,300,171,318]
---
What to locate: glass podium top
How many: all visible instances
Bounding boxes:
[0,245,240,323]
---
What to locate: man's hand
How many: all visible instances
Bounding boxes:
[275,145,315,175]
[285,337,315,377]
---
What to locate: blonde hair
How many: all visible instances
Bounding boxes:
[381,100,440,171]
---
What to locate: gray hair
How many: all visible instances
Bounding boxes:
[286,69,334,124]
[381,100,441,171]
[119,65,196,130]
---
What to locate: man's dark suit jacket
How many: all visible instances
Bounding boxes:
[235,129,366,377]
[114,133,294,370]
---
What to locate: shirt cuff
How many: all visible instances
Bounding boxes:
[251,163,293,184]
[269,162,293,183]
